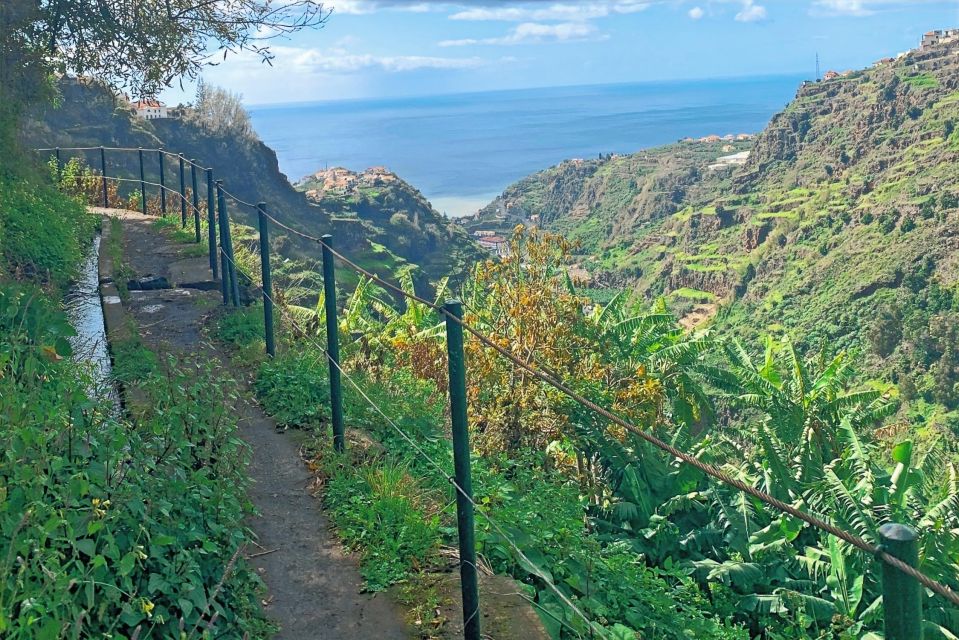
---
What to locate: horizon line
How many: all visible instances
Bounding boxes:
[244,71,810,110]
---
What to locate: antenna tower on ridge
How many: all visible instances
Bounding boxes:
[816,52,821,81]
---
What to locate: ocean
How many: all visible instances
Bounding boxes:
[249,75,805,217]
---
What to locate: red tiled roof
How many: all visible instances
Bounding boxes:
[133,99,165,108]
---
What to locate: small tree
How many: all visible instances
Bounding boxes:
[192,81,255,140]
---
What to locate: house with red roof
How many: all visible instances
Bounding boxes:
[133,99,168,120]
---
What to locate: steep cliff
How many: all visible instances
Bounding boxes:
[297,166,484,279]
[22,79,479,286]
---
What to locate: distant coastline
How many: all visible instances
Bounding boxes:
[251,74,805,218]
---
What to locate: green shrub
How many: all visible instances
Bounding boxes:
[255,349,331,427]
[0,283,270,636]
[0,169,96,287]
[218,306,265,347]
[324,459,439,591]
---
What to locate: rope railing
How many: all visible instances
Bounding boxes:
[45,143,958,639]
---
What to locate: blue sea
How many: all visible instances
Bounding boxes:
[249,75,805,217]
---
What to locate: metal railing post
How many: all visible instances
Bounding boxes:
[257,203,276,357]
[99,146,109,207]
[55,147,61,182]
[178,154,187,227]
[321,234,345,453]
[138,148,147,214]
[879,523,923,640]
[216,181,230,305]
[220,190,240,307]
[158,148,167,214]
[207,169,217,277]
[443,300,481,640]
[191,160,200,242]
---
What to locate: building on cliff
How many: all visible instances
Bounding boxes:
[922,29,959,50]
[477,235,509,257]
[133,99,168,120]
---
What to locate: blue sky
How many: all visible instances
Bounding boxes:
[161,0,959,105]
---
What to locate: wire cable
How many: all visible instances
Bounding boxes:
[218,186,259,210]
[215,246,606,639]
[63,143,959,607]
[250,214,959,608]
[99,175,206,218]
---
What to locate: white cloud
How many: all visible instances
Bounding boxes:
[439,21,604,46]
[449,2,650,22]
[688,6,704,19]
[809,0,937,16]
[813,0,871,14]
[264,45,484,72]
[735,0,767,22]
[331,0,434,15]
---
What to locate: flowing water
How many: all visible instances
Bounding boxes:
[64,234,120,412]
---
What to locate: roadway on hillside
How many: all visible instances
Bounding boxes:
[95,207,412,640]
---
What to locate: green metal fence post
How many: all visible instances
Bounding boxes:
[178,154,187,227]
[207,169,218,277]
[443,300,481,640]
[138,148,147,214]
[191,160,200,242]
[99,146,109,207]
[879,523,923,640]
[221,190,240,307]
[257,203,276,357]
[216,181,230,305]
[321,234,345,453]
[158,148,167,214]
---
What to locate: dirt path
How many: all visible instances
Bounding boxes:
[98,208,412,640]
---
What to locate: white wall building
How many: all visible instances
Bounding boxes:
[921,29,959,50]
[134,99,168,120]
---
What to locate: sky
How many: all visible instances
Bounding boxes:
[160,0,959,105]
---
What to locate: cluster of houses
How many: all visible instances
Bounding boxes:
[921,29,959,51]
[683,133,754,144]
[815,28,957,86]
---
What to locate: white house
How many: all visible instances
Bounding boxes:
[477,235,509,257]
[134,99,168,120]
[921,29,959,50]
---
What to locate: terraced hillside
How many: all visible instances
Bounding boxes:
[470,42,959,355]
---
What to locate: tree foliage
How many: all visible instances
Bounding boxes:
[5,0,328,96]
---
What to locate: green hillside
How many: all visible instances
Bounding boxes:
[296,166,484,279]
[470,41,959,419]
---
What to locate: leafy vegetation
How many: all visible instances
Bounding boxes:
[241,228,959,639]
[0,58,268,633]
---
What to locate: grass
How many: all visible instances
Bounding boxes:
[671,287,717,302]
[900,72,939,89]
[0,173,271,636]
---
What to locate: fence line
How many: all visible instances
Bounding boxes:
[215,246,608,640]
[313,226,959,610]
[42,143,958,639]
[256,180,959,612]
